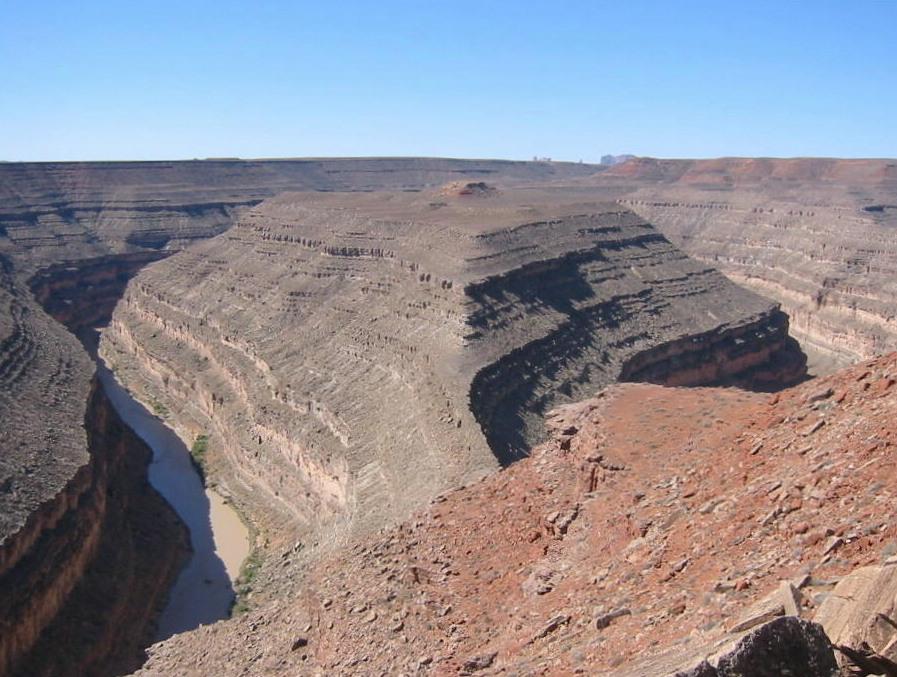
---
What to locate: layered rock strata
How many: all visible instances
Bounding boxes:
[6,382,187,677]
[102,190,805,555]
[583,157,897,367]
[0,158,600,269]
[0,159,605,672]
[28,252,172,336]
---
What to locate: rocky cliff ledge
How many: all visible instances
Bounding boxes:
[101,189,805,560]
[0,158,600,270]
[0,158,606,674]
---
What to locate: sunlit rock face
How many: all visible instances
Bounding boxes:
[103,188,804,552]
[0,157,605,673]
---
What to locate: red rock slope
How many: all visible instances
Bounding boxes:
[138,353,897,676]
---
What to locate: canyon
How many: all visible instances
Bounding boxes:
[0,156,896,676]
[0,159,602,675]
[100,188,804,555]
[136,351,897,675]
[586,158,897,368]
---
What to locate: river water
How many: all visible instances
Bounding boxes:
[95,359,250,640]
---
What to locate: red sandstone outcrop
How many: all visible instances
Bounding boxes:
[136,351,897,675]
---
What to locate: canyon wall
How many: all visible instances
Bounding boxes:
[0,254,186,676]
[579,157,897,367]
[28,253,172,336]
[12,156,887,673]
[5,382,187,677]
[0,157,600,271]
[135,348,897,677]
[101,189,805,556]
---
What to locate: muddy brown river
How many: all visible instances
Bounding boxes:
[96,359,250,640]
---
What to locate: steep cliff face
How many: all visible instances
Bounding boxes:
[4,382,187,677]
[0,254,186,677]
[465,226,805,461]
[102,189,805,557]
[618,309,805,390]
[0,158,605,673]
[28,252,172,335]
[576,157,897,367]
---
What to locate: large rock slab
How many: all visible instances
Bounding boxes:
[815,562,897,660]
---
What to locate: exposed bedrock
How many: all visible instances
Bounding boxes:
[0,255,186,677]
[2,381,187,677]
[0,160,605,667]
[618,311,806,391]
[582,157,897,367]
[102,190,806,552]
[467,245,806,461]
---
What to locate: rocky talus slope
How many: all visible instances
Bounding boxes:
[585,157,897,367]
[102,188,804,562]
[137,352,897,676]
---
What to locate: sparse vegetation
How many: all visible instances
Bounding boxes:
[150,398,169,417]
[190,434,209,482]
[232,549,263,614]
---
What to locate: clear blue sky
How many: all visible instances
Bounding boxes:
[2,1,895,161]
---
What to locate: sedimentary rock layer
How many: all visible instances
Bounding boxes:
[29,252,172,336]
[0,158,603,671]
[0,158,600,271]
[102,189,804,551]
[5,382,187,677]
[582,157,897,366]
